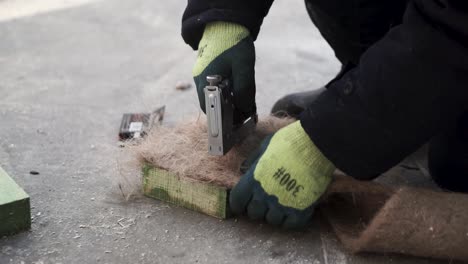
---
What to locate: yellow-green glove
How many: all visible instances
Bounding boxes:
[230,121,335,229]
[193,22,256,120]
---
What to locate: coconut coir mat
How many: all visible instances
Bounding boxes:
[322,174,468,261]
[135,116,468,262]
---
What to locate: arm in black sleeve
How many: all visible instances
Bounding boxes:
[300,0,468,180]
[182,0,274,50]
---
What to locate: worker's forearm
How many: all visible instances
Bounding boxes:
[299,0,468,179]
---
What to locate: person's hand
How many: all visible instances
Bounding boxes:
[230,121,335,229]
[193,22,256,119]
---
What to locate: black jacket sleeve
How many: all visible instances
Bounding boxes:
[182,0,274,50]
[300,0,468,180]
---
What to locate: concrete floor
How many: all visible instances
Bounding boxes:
[0,0,453,263]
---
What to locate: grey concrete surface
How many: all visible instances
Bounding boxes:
[0,0,454,263]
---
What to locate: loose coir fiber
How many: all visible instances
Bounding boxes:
[135,116,468,262]
[135,116,293,188]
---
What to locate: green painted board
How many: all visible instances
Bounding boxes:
[143,165,230,219]
[0,167,31,237]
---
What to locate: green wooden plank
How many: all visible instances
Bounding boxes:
[0,166,31,237]
[143,165,230,219]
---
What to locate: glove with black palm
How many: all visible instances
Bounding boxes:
[193,22,256,120]
[230,121,335,229]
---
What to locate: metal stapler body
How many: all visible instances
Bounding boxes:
[204,75,257,156]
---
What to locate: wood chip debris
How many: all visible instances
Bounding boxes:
[175,81,192,91]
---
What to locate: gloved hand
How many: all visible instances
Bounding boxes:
[230,121,335,229]
[193,22,256,119]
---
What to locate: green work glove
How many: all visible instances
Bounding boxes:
[230,121,336,229]
[193,22,256,120]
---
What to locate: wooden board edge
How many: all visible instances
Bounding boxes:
[0,167,31,237]
[0,197,31,237]
[142,164,231,219]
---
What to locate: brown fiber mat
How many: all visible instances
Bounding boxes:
[322,175,468,261]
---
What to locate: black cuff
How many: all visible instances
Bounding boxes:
[182,9,263,50]
[181,0,273,50]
